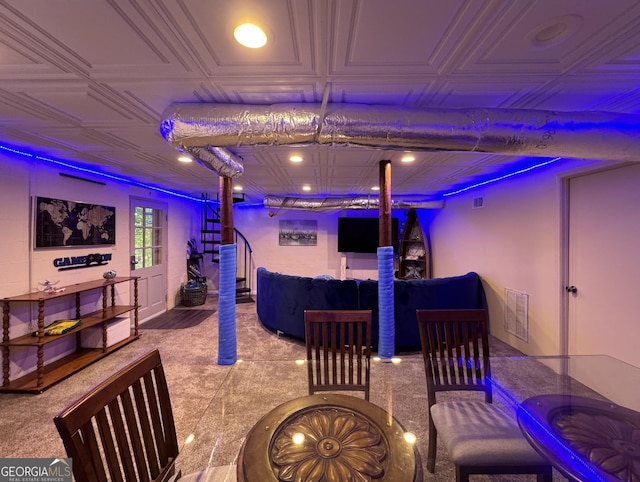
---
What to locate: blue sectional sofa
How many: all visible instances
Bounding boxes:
[256,267,486,351]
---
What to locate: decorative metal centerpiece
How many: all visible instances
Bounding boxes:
[237,394,420,482]
[553,407,640,481]
[270,408,387,481]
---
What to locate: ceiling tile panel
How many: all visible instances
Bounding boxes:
[159,0,316,75]
[4,1,169,66]
[330,0,478,73]
[455,0,640,74]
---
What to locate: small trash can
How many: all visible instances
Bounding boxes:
[181,281,208,307]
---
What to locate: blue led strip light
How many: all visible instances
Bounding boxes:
[0,143,205,202]
[443,157,563,197]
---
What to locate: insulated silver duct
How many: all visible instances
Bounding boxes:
[161,102,640,162]
[181,145,244,178]
[263,195,444,211]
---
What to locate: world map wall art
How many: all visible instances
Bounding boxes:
[35,196,116,248]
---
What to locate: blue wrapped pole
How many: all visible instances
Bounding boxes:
[377,246,395,358]
[218,243,237,365]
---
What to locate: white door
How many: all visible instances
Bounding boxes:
[130,198,167,321]
[567,163,640,367]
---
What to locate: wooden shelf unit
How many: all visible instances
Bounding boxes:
[1,277,139,393]
[398,209,431,279]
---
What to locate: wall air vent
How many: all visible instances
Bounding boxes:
[472,196,484,209]
[505,288,528,342]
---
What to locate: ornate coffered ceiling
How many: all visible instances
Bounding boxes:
[0,0,639,202]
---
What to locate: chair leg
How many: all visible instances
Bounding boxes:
[427,418,437,473]
[455,465,470,482]
[538,466,553,482]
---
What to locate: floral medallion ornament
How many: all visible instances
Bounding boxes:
[553,410,640,481]
[271,408,387,481]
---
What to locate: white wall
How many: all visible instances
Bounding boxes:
[234,207,385,281]
[0,152,201,380]
[423,158,606,355]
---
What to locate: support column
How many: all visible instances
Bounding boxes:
[218,176,237,365]
[377,160,395,359]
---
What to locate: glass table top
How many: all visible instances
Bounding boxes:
[174,354,640,482]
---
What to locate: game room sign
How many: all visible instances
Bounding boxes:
[53,252,112,270]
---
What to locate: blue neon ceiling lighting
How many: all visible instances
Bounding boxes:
[1,141,565,206]
[442,157,563,197]
[0,143,205,202]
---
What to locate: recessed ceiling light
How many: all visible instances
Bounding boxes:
[302,185,311,191]
[234,23,268,48]
[401,155,415,163]
[178,155,192,163]
[290,155,303,163]
[371,186,380,191]
[233,185,243,191]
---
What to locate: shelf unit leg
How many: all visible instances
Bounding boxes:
[36,300,45,388]
[102,286,108,317]
[75,292,81,319]
[2,301,10,387]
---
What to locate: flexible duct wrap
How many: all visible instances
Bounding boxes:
[161,102,640,162]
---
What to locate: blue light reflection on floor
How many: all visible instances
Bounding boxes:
[0,143,204,202]
[442,157,563,197]
[487,374,607,482]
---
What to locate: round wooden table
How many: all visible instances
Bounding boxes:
[237,393,422,481]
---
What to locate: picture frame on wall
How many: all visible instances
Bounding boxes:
[279,220,317,246]
[34,196,116,248]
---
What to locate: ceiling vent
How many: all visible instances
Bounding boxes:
[472,196,484,209]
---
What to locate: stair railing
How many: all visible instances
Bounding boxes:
[201,193,254,300]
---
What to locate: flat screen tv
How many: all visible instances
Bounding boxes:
[337,217,399,253]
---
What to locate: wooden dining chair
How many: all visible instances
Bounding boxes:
[304,309,372,401]
[416,309,553,482]
[54,349,236,482]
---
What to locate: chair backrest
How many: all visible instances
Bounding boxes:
[54,350,179,482]
[416,309,492,406]
[304,309,372,400]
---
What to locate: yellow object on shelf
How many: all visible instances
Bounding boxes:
[32,319,82,336]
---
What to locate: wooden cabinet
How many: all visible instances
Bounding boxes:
[398,209,431,279]
[1,277,139,393]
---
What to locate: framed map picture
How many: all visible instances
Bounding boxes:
[35,196,116,248]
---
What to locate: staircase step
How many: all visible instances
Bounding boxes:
[236,277,246,283]
[235,293,254,304]
[236,287,251,294]
[201,229,221,234]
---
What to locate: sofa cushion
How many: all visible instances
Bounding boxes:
[359,272,483,350]
[256,267,359,340]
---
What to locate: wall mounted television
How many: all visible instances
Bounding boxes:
[337,217,399,253]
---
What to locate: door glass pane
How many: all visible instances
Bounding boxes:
[145,208,153,226]
[144,248,153,268]
[132,205,163,271]
[134,228,143,248]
